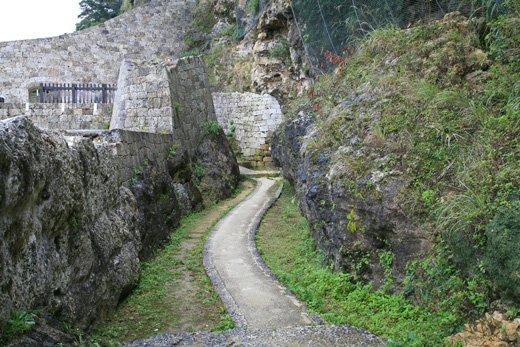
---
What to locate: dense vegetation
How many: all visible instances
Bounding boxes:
[270,1,520,344]
[258,183,459,345]
[258,180,519,346]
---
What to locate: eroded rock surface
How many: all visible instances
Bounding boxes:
[0,117,240,333]
[449,311,520,347]
[196,128,240,202]
[0,116,141,330]
[272,110,432,288]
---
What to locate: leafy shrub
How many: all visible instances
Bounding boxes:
[246,0,259,14]
[1,310,36,344]
[192,0,217,34]
[269,38,292,66]
[483,199,520,303]
[437,188,491,277]
[201,121,222,137]
[217,23,236,38]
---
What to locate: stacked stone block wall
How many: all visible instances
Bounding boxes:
[0,0,194,103]
[0,103,112,130]
[110,60,173,133]
[111,56,217,158]
[98,130,173,188]
[168,56,217,157]
[213,92,283,166]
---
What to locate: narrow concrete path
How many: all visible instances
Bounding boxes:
[204,177,317,329]
[128,176,386,346]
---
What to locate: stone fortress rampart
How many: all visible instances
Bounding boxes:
[111,55,217,158]
[0,103,112,130]
[0,0,285,165]
[213,92,283,167]
[0,0,195,103]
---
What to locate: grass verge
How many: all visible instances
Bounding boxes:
[256,181,473,346]
[93,179,256,345]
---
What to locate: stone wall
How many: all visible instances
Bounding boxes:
[98,130,173,188]
[111,56,217,158]
[0,0,194,103]
[168,56,217,156]
[213,92,283,164]
[110,60,172,133]
[0,103,112,130]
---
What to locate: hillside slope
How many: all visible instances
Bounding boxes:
[273,10,520,309]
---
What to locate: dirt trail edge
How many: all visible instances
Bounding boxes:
[127,177,385,347]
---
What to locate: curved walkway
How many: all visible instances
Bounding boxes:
[204,177,318,329]
[128,175,385,346]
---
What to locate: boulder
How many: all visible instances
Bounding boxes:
[197,128,240,202]
[0,116,141,330]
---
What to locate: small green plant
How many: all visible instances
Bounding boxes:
[175,103,183,115]
[217,23,236,38]
[268,38,292,66]
[201,121,222,137]
[215,313,234,331]
[506,306,520,318]
[246,0,259,14]
[193,161,206,177]
[167,143,180,160]
[71,216,78,229]
[346,209,356,233]
[1,310,36,343]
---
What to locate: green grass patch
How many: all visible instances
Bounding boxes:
[93,180,256,344]
[256,182,483,346]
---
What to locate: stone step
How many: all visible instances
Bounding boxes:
[126,325,386,347]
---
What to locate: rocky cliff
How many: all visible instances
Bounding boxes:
[0,117,141,330]
[201,0,310,100]
[272,112,431,288]
[0,116,239,333]
[273,11,520,293]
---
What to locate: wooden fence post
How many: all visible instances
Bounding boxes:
[72,84,77,104]
[102,84,107,104]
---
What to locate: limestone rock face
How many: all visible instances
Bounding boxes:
[130,165,182,261]
[211,0,234,17]
[272,111,433,288]
[448,311,520,347]
[197,129,240,202]
[250,0,310,100]
[0,116,141,330]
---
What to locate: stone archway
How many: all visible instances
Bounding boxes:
[28,86,40,103]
